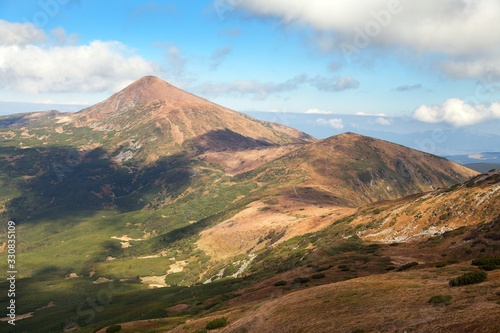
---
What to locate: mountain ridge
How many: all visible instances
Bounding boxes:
[67,76,314,160]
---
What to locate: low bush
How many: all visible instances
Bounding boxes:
[293,277,310,284]
[471,256,500,271]
[398,262,418,271]
[273,280,287,286]
[315,265,332,272]
[428,295,452,305]
[311,273,326,279]
[206,317,228,330]
[106,325,122,333]
[338,264,349,271]
[449,270,487,287]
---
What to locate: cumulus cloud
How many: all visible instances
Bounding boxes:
[374,117,393,126]
[0,20,157,94]
[305,108,333,114]
[413,98,500,127]
[354,111,387,117]
[0,41,156,93]
[210,45,232,70]
[0,20,46,45]
[237,0,500,79]
[316,117,344,129]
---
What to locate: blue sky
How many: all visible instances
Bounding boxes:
[1,1,500,136]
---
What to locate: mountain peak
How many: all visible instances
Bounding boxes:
[74,76,213,122]
[116,75,207,106]
[71,76,314,152]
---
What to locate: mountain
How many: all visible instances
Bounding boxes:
[94,171,500,333]
[195,133,477,260]
[0,77,493,333]
[251,132,477,206]
[71,76,313,159]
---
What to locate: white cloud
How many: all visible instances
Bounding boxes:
[0,41,156,93]
[238,0,500,79]
[196,73,358,100]
[309,75,359,92]
[354,112,387,117]
[305,108,333,114]
[196,74,308,100]
[316,117,344,129]
[0,20,46,46]
[413,98,500,127]
[374,117,392,126]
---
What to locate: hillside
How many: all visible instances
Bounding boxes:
[0,77,494,333]
[71,76,314,160]
[233,132,476,207]
[91,171,500,333]
[94,172,500,333]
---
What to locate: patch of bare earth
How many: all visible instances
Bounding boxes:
[196,198,355,260]
[140,275,167,289]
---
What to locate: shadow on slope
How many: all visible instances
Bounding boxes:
[0,145,192,223]
[184,128,275,153]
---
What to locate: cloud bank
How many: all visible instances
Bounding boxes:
[196,74,358,100]
[237,0,500,79]
[413,98,500,127]
[316,117,344,129]
[0,20,156,93]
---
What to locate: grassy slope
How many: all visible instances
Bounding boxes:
[0,115,493,332]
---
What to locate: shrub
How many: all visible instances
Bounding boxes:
[273,280,287,286]
[311,273,326,279]
[315,265,332,272]
[428,295,452,305]
[449,270,487,287]
[398,262,418,271]
[106,325,122,333]
[293,277,310,284]
[165,272,184,286]
[471,256,500,271]
[338,264,350,271]
[206,317,228,330]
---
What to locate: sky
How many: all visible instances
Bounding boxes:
[0,0,500,146]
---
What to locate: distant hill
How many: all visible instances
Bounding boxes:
[445,152,500,165]
[259,132,477,206]
[465,163,500,173]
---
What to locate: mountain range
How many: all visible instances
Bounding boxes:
[0,77,498,333]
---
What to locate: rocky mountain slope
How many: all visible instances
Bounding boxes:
[100,172,500,333]
[0,76,495,333]
[72,76,314,160]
